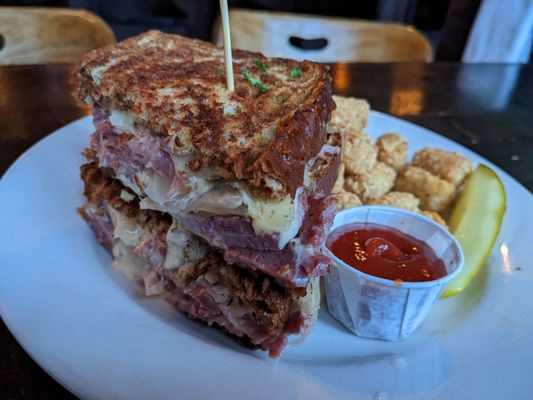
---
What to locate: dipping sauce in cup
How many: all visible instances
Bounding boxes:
[327,223,447,283]
[322,206,464,341]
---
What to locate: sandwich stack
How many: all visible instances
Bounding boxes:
[77,31,341,357]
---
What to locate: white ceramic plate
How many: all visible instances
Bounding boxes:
[1,113,532,400]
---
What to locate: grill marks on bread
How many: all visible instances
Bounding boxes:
[78,31,334,198]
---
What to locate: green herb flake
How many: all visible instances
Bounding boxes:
[242,68,270,93]
[515,267,522,271]
[289,66,302,80]
[255,59,268,72]
[215,66,224,74]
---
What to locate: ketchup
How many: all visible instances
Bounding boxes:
[327,223,447,282]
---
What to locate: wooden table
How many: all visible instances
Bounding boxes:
[1,63,532,399]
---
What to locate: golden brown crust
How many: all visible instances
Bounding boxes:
[370,191,420,212]
[77,30,334,198]
[412,147,472,187]
[344,162,396,202]
[306,131,342,195]
[331,95,369,133]
[80,163,140,219]
[343,135,377,176]
[249,79,333,198]
[376,133,408,171]
[335,190,362,210]
[394,166,455,212]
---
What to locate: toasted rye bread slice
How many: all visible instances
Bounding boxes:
[78,30,333,199]
[307,131,341,195]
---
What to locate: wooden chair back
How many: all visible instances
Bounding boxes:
[214,9,432,62]
[0,7,115,64]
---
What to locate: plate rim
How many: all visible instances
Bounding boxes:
[1,112,532,400]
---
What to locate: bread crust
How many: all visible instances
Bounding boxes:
[78,30,334,198]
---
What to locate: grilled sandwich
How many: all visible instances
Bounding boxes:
[78,31,340,357]
[79,163,320,357]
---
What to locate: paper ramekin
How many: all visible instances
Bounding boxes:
[322,206,464,341]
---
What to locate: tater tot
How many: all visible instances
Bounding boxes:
[370,191,420,212]
[394,166,455,212]
[344,135,378,175]
[412,147,472,187]
[376,133,408,171]
[345,162,396,202]
[341,127,368,142]
[331,95,370,133]
[332,162,345,193]
[335,190,362,210]
[343,174,360,194]
[420,211,449,229]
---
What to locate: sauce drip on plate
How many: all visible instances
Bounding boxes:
[327,223,447,282]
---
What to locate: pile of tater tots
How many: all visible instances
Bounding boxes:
[331,95,473,228]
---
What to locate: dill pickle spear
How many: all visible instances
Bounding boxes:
[442,164,506,297]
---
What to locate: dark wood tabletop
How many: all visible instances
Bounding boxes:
[0,63,532,399]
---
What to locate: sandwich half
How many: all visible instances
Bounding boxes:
[79,163,321,357]
[78,31,339,357]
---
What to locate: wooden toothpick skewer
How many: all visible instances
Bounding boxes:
[219,0,234,92]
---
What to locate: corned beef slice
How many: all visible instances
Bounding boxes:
[222,195,335,287]
[179,213,281,251]
[89,107,336,287]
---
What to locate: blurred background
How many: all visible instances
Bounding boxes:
[1,0,531,64]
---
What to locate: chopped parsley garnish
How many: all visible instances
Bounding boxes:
[242,68,270,93]
[289,66,302,80]
[515,267,522,271]
[215,66,224,74]
[255,59,268,72]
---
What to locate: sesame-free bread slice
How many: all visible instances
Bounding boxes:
[78,30,334,199]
